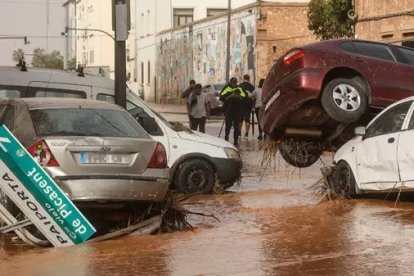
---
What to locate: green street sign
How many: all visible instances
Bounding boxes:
[0,126,95,247]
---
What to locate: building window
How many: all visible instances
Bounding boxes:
[141,62,144,84]
[207,9,227,17]
[148,61,151,84]
[402,40,414,49]
[173,9,193,28]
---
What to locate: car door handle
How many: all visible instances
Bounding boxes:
[388,137,395,143]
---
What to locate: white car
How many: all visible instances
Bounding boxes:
[334,97,414,196]
[127,96,242,194]
[0,66,242,195]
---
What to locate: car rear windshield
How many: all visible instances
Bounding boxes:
[213,84,225,91]
[30,108,148,138]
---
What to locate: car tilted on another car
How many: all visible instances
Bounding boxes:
[0,98,170,231]
[260,39,414,168]
[334,97,414,196]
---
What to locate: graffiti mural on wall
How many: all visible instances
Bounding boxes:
[156,10,256,103]
[157,30,193,103]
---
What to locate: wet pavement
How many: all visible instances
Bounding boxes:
[2,114,414,275]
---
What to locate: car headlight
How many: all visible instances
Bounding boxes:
[224,147,240,159]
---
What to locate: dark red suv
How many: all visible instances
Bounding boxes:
[260,39,414,167]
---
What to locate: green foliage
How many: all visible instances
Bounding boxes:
[12,48,25,63]
[308,0,353,40]
[67,57,77,70]
[31,48,64,69]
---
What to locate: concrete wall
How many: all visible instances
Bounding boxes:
[156,8,257,104]
[355,0,414,44]
[155,2,316,104]
[136,0,256,102]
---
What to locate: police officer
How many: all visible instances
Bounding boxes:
[220,77,246,147]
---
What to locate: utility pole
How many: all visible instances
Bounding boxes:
[226,0,231,83]
[112,0,131,109]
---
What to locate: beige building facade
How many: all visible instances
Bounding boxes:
[74,0,136,79]
[354,0,414,46]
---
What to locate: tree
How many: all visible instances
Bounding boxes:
[31,48,64,69]
[307,0,353,40]
[12,48,25,63]
[67,57,77,70]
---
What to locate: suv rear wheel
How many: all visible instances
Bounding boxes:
[278,139,322,168]
[321,78,368,123]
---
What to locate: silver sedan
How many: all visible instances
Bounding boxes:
[0,98,169,206]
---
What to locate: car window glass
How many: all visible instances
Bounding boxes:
[2,106,15,131]
[213,84,225,91]
[407,107,414,130]
[30,88,86,99]
[353,42,395,62]
[96,93,139,111]
[366,101,412,138]
[397,47,414,66]
[339,41,356,53]
[0,89,20,99]
[30,108,148,138]
[97,93,164,136]
[96,93,115,104]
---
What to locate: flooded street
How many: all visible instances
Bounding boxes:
[2,125,414,275]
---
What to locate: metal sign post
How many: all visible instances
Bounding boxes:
[0,126,95,247]
[112,0,131,109]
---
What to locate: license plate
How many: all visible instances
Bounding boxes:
[265,90,281,112]
[80,152,130,164]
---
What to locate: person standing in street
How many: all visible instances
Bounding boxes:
[188,84,210,133]
[182,79,196,127]
[239,74,255,140]
[220,77,246,147]
[252,78,265,140]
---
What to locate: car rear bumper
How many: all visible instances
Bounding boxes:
[260,68,323,135]
[211,157,243,185]
[53,176,169,202]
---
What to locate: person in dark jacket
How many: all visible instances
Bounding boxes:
[219,77,246,147]
[239,74,255,139]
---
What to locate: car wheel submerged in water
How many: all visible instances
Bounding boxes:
[278,139,322,168]
[175,159,215,194]
[333,161,357,198]
[321,78,368,123]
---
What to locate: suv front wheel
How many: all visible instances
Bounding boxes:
[321,78,368,123]
[278,139,322,168]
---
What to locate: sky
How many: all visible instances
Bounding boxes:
[0,0,66,66]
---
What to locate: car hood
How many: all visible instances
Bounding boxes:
[334,136,363,163]
[177,131,237,150]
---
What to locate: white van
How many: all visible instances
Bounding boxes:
[0,66,242,194]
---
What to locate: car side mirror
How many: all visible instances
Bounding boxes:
[141,116,159,135]
[354,126,366,136]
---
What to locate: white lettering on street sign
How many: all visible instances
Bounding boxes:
[0,126,95,246]
[0,161,73,246]
[0,137,11,153]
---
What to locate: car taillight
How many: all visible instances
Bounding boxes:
[283,50,305,65]
[27,140,59,167]
[147,143,167,168]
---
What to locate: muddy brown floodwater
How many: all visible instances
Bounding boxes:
[2,140,414,275]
